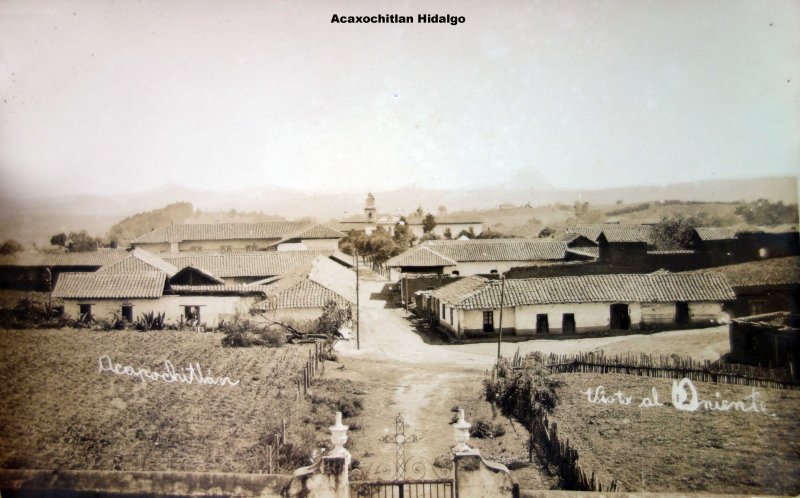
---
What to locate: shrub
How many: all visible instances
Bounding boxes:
[484,355,560,426]
[469,418,506,439]
[134,311,166,331]
[258,328,287,347]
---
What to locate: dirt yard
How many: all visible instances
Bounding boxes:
[0,329,312,473]
[550,373,800,495]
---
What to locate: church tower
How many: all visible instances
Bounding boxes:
[364,192,376,224]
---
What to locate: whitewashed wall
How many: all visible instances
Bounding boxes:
[63,295,260,327]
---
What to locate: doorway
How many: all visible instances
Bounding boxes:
[536,314,549,334]
[562,313,576,334]
[675,302,690,326]
[610,304,630,330]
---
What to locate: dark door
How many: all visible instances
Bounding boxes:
[675,302,690,326]
[610,304,630,330]
[536,314,549,334]
[562,313,576,334]
[121,304,134,322]
[483,311,494,332]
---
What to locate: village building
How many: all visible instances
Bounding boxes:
[387,239,581,280]
[387,238,590,305]
[0,249,129,291]
[687,256,800,317]
[52,248,355,327]
[728,312,799,378]
[130,221,344,253]
[426,272,734,339]
[250,256,357,324]
[336,193,484,239]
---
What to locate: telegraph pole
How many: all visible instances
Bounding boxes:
[496,274,506,360]
[354,250,360,350]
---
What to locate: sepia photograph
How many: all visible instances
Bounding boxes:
[0,1,798,497]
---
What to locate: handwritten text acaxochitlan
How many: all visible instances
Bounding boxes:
[98,355,240,386]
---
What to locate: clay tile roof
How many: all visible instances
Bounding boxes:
[252,279,351,311]
[431,276,489,306]
[694,227,737,241]
[0,250,129,268]
[158,250,332,278]
[52,272,166,299]
[448,273,735,309]
[131,221,311,244]
[167,284,267,295]
[386,246,458,268]
[97,248,178,277]
[567,224,652,241]
[287,224,346,240]
[388,240,567,268]
[598,228,653,244]
[687,256,800,289]
[251,257,355,311]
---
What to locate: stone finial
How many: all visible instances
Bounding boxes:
[453,408,471,453]
[329,411,349,457]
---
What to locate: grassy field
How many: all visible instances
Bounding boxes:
[550,373,800,495]
[0,329,313,473]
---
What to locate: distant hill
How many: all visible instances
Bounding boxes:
[0,176,796,247]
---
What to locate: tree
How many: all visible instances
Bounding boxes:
[457,227,475,239]
[538,227,555,238]
[315,300,353,338]
[735,199,799,226]
[477,227,510,239]
[414,205,424,218]
[0,239,23,255]
[421,232,441,242]
[422,213,437,234]
[393,217,416,249]
[651,216,696,250]
[443,228,452,239]
[437,205,448,216]
[67,230,103,252]
[50,233,69,247]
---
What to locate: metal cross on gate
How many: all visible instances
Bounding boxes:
[379,413,420,480]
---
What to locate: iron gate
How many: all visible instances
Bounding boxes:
[351,478,453,498]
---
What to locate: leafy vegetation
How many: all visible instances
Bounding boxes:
[484,354,560,426]
[107,202,194,245]
[0,239,23,255]
[735,199,799,226]
[650,216,696,249]
[50,230,107,252]
[134,311,166,331]
[605,203,651,216]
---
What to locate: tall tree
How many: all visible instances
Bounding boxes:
[0,239,23,255]
[422,213,437,234]
[651,216,696,249]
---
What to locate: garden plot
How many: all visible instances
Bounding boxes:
[0,329,310,472]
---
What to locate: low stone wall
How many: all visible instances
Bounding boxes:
[0,469,291,498]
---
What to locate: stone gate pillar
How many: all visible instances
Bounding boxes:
[287,412,351,498]
[452,409,519,498]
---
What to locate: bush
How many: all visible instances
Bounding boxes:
[484,355,560,426]
[469,418,506,439]
[134,311,166,331]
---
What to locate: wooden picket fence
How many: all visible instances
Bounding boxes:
[263,419,286,474]
[531,413,617,492]
[296,341,326,401]
[511,350,799,390]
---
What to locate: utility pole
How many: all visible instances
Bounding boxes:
[354,250,360,350]
[497,274,506,360]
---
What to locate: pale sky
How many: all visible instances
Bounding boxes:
[0,0,798,199]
